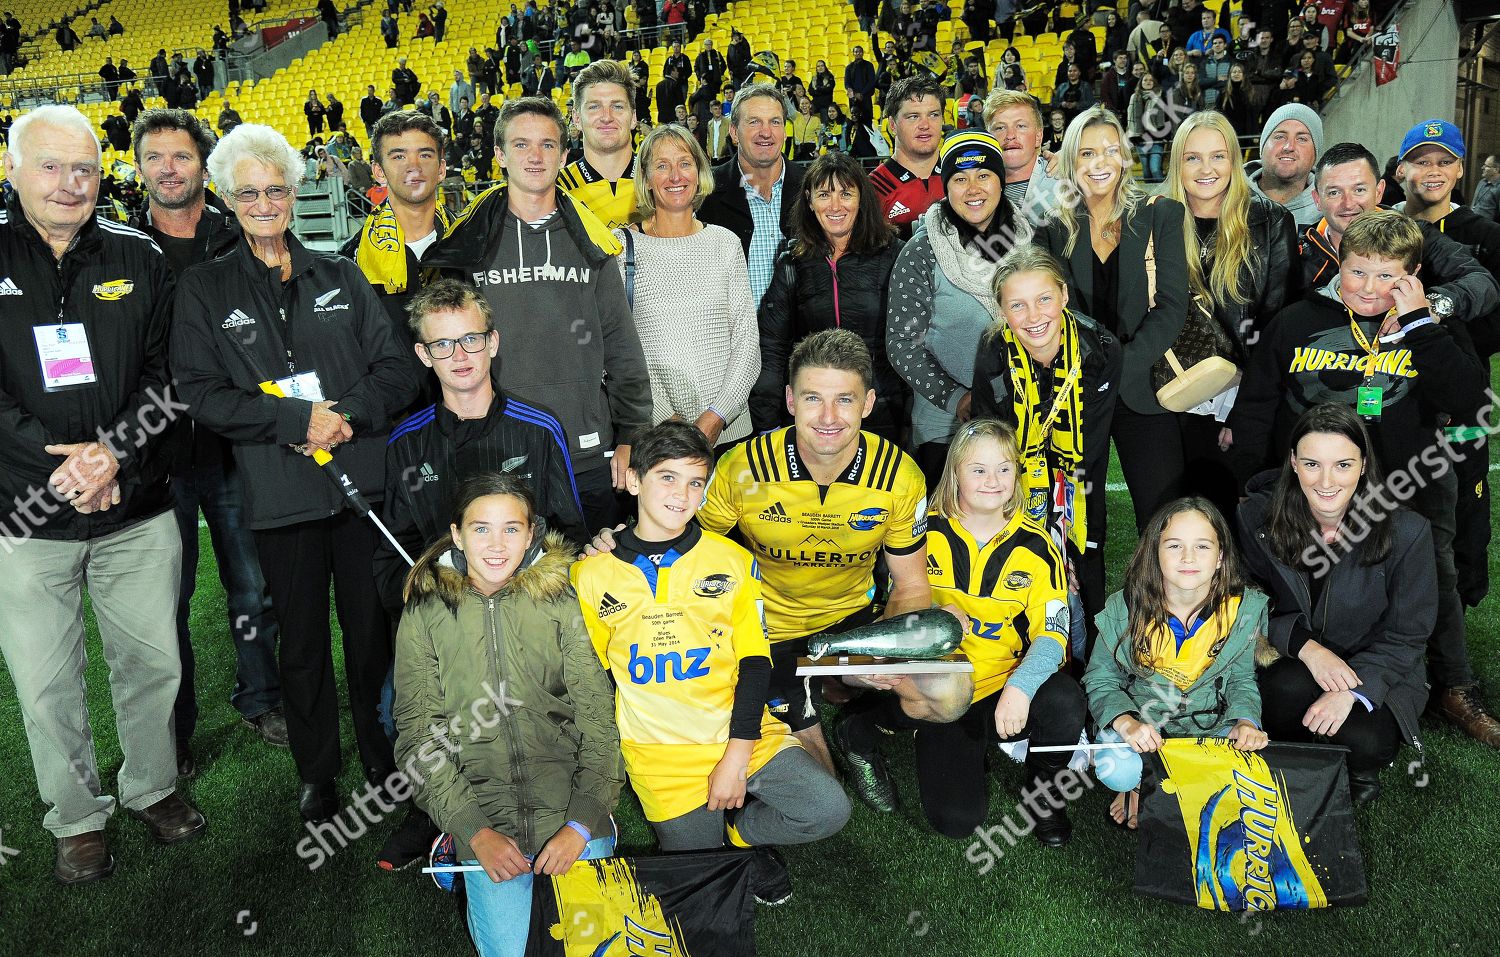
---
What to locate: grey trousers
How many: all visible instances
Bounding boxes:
[649,746,851,852]
[0,511,182,838]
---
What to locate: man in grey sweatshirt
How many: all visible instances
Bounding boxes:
[425,96,651,530]
[1244,103,1323,228]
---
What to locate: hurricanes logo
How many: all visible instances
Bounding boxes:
[92,279,135,300]
[692,574,733,598]
[848,507,889,531]
[1004,570,1033,590]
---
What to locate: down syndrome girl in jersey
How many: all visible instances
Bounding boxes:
[571,421,850,905]
[393,473,623,957]
[839,419,1087,846]
[1083,497,1269,830]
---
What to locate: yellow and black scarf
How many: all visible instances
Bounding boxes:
[1141,596,1240,692]
[1003,310,1086,553]
[355,200,451,294]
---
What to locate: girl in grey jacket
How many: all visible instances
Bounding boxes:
[1085,497,1269,829]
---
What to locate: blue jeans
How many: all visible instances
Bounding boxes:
[1140,142,1164,183]
[173,455,282,738]
[464,833,616,957]
[1094,728,1144,792]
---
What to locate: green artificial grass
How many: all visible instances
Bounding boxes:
[3,457,1499,957]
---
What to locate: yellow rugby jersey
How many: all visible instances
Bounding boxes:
[699,427,928,643]
[925,510,1069,702]
[571,524,796,822]
[557,153,637,229]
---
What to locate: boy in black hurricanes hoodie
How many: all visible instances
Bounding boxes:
[1229,209,1500,748]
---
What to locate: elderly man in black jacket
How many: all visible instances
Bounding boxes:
[0,105,207,887]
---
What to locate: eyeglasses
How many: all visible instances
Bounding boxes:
[421,331,490,359]
[230,185,294,204]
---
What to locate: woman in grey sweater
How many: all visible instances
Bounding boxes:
[887,131,1033,487]
[614,124,760,447]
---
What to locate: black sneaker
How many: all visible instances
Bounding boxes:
[829,714,900,813]
[378,806,440,871]
[750,847,792,906]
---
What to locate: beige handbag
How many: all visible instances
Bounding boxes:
[1141,203,1241,412]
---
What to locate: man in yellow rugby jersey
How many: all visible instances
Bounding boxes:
[559,59,638,229]
[573,421,850,906]
[590,330,972,794]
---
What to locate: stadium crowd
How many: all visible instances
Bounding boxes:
[1,0,1498,953]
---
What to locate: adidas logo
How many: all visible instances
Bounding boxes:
[0,277,22,295]
[758,501,792,523]
[419,462,439,483]
[926,554,941,575]
[598,592,626,617]
[887,201,910,219]
[221,309,254,329]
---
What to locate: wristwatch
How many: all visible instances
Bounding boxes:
[1426,291,1455,320]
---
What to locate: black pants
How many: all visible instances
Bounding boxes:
[1451,432,1491,607]
[891,672,1086,839]
[255,510,394,786]
[768,604,880,733]
[1111,404,1185,533]
[916,441,948,493]
[1258,657,1401,774]
[1406,469,1473,689]
[1178,412,1239,535]
[574,465,622,535]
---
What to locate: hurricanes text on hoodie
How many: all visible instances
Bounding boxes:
[1227,282,1487,488]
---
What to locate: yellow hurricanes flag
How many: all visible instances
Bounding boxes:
[1136,740,1368,910]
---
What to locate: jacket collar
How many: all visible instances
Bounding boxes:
[4,189,102,258]
[233,228,315,281]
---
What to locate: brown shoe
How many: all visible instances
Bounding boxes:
[1435,684,1500,748]
[55,831,114,885]
[128,792,207,844]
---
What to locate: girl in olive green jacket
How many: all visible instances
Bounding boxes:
[1083,497,1269,830]
[395,472,623,957]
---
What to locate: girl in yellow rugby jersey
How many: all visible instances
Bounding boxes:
[835,420,1086,846]
[1083,498,1269,830]
[572,421,850,905]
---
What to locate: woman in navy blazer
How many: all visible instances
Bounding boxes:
[1037,105,1188,537]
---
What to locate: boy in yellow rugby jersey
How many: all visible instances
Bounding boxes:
[572,421,850,905]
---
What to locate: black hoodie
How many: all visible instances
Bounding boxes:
[1227,284,1486,488]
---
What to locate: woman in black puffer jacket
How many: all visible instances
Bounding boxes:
[752,152,907,441]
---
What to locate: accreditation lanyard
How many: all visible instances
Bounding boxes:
[1347,310,1383,419]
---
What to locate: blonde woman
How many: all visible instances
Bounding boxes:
[1038,105,1187,534]
[615,124,760,447]
[1162,110,1300,514]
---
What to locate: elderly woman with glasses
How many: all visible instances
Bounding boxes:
[170,123,420,824]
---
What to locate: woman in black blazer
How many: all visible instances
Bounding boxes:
[1037,105,1188,535]
[1238,404,1433,806]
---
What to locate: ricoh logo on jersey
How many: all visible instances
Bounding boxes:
[472,264,592,286]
